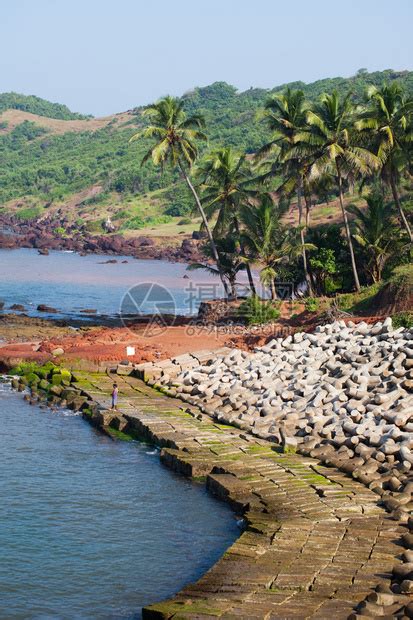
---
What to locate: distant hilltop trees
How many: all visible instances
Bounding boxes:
[0,92,92,120]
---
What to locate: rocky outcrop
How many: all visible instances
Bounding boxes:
[37,304,58,313]
[197,298,245,324]
[0,214,204,262]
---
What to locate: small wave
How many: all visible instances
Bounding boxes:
[60,410,81,417]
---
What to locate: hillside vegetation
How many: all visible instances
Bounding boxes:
[0,92,91,120]
[0,69,412,232]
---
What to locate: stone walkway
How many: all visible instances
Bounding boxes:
[73,371,408,619]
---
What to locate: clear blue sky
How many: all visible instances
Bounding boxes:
[1,0,412,116]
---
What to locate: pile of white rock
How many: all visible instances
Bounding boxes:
[158,318,413,518]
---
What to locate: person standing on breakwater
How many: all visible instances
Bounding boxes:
[111,383,118,410]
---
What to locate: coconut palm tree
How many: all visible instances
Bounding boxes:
[356,83,413,242]
[239,195,314,299]
[347,191,400,283]
[129,96,230,297]
[258,88,314,294]
[295,91,379,291]
[196,147,257,293]
[187,237,246,299]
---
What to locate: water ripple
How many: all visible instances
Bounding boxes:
[0,388,238,619]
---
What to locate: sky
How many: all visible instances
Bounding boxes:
[1,0,412,117]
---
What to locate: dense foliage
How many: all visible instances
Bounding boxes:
[0,71,412,303]
[0,70,412,207]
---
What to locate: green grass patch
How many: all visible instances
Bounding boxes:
[388,263,413,288]
[336,282,382,313]
[15,206,42,220]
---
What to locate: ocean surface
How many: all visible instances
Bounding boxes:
[0,248,245,319]
[0,383,239,619]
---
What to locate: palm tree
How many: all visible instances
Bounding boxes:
[129,96,230,297]
[258,88,314,294]
[303,172,334,228]
[347,191,400,283]
[356,83,413,242]
[296,91,379,291]
[239,195,314,299]
[196,147,257,293]
[187,237,246,299]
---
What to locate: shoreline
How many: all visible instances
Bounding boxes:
[0,219,205,264]
[5,346,413,619]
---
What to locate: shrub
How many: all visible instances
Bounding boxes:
[178,217,192,225]
[305,297,319,313]
[392,311,413,329]
[145,215,172,226]
[238,296,280,325]
[122,215,145,229]
[85,220,105,233]
[113,209,130,220]
[165,204,190,217]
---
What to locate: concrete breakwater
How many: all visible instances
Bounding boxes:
[143,319,413,519]
[132,318,413,617]
[58,371,411,618]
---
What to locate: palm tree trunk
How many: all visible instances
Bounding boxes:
[337,165,361,292]
[234,218,256,295]
[230,277,237,300]
[178,160,231,299]
[270,279,277,300]
[389,173,413,242]
[305,194,311,228]
[297,178,313,296]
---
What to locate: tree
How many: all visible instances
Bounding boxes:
[187,237,246,299]
[259,88,314,294]
[356,82,413,241]
[309,248,337,295]
[129,96,230,297]
[239,195,314,299]
[196,147,257,293]
[347,191,400,283]
[296,91,379,291]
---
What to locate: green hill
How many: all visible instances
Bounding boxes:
[0,92,91,120]
[0,69,412,234]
